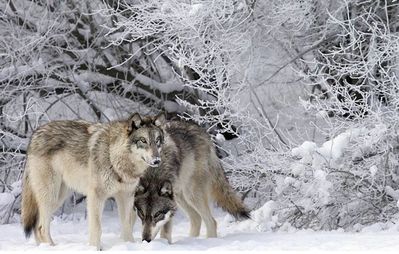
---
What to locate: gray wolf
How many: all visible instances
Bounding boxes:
[134,120,250,243]
[21,113,166,250]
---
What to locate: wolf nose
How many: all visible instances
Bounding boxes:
[143,238,152,243]
[153,158,161,166]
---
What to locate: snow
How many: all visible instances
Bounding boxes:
[134,73,184,94]
[0,193,14,207]
[163,100,183,113]
[0,59,45,80]
[311,169,332,205]
[370,165,378,177]
[292,128,367,169]
[188,4,203,16]
[251,201,277,232]
[385,186,399,201]
[10,181,22,196]
[215,133,226,142]
[313,130,353,169]
[0,193,14,224]
[0,208,398,251]
[291,141,317,164]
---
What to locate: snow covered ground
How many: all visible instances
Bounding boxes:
[0,206,398,251]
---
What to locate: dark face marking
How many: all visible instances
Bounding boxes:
[134,178,177,242]
[134,186,174,223]
[130,125,164,167]
[131,127,163,149]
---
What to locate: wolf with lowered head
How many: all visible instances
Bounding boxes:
[21,113,166,250]
[134,119,250,243]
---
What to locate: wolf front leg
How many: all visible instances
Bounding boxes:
[114,191,135,242]
[160,218,173,244]
[87,190,106,250]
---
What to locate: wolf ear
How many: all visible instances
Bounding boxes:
[160,180,173,197]
[128,113,142,133]
[154,113,166,127]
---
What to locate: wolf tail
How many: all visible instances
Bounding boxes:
[21,173,38,238]
[209,149,251,220]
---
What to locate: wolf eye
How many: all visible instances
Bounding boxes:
[135,138,147,147]
[155,209,169,218]
[136,208,144,218]
[154,211,166,221]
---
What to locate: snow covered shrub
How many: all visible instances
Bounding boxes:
[103,0,266,187]
[275,121,399,230]
[102,0,399,231]
[103,0,294,181]
[216,0,399,231]
[278,0,399,229]
[103,0,253,135]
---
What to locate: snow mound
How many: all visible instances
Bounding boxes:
[223,201,279,234]
[252,201,277,232]
[292,128,368,170]
[292,141,317,164]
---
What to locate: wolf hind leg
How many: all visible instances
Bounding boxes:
[176,193,201,237]
[33,171,64,245]
[35,203,55,245]
[183,189,217,238]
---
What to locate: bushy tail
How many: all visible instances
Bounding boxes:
[210,152,251,220]
[21,173,38,238]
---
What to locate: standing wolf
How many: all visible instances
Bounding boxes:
[21,113,166,250]
[134,120,250,243]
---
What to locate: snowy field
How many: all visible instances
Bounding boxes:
[0,206,398,251]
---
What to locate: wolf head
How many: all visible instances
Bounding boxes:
[134,177,177,242]
[128,113,166,168]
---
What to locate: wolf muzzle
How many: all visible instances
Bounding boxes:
[152,157,161,166]
[148,157,161,167]
[142,234,152,243]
